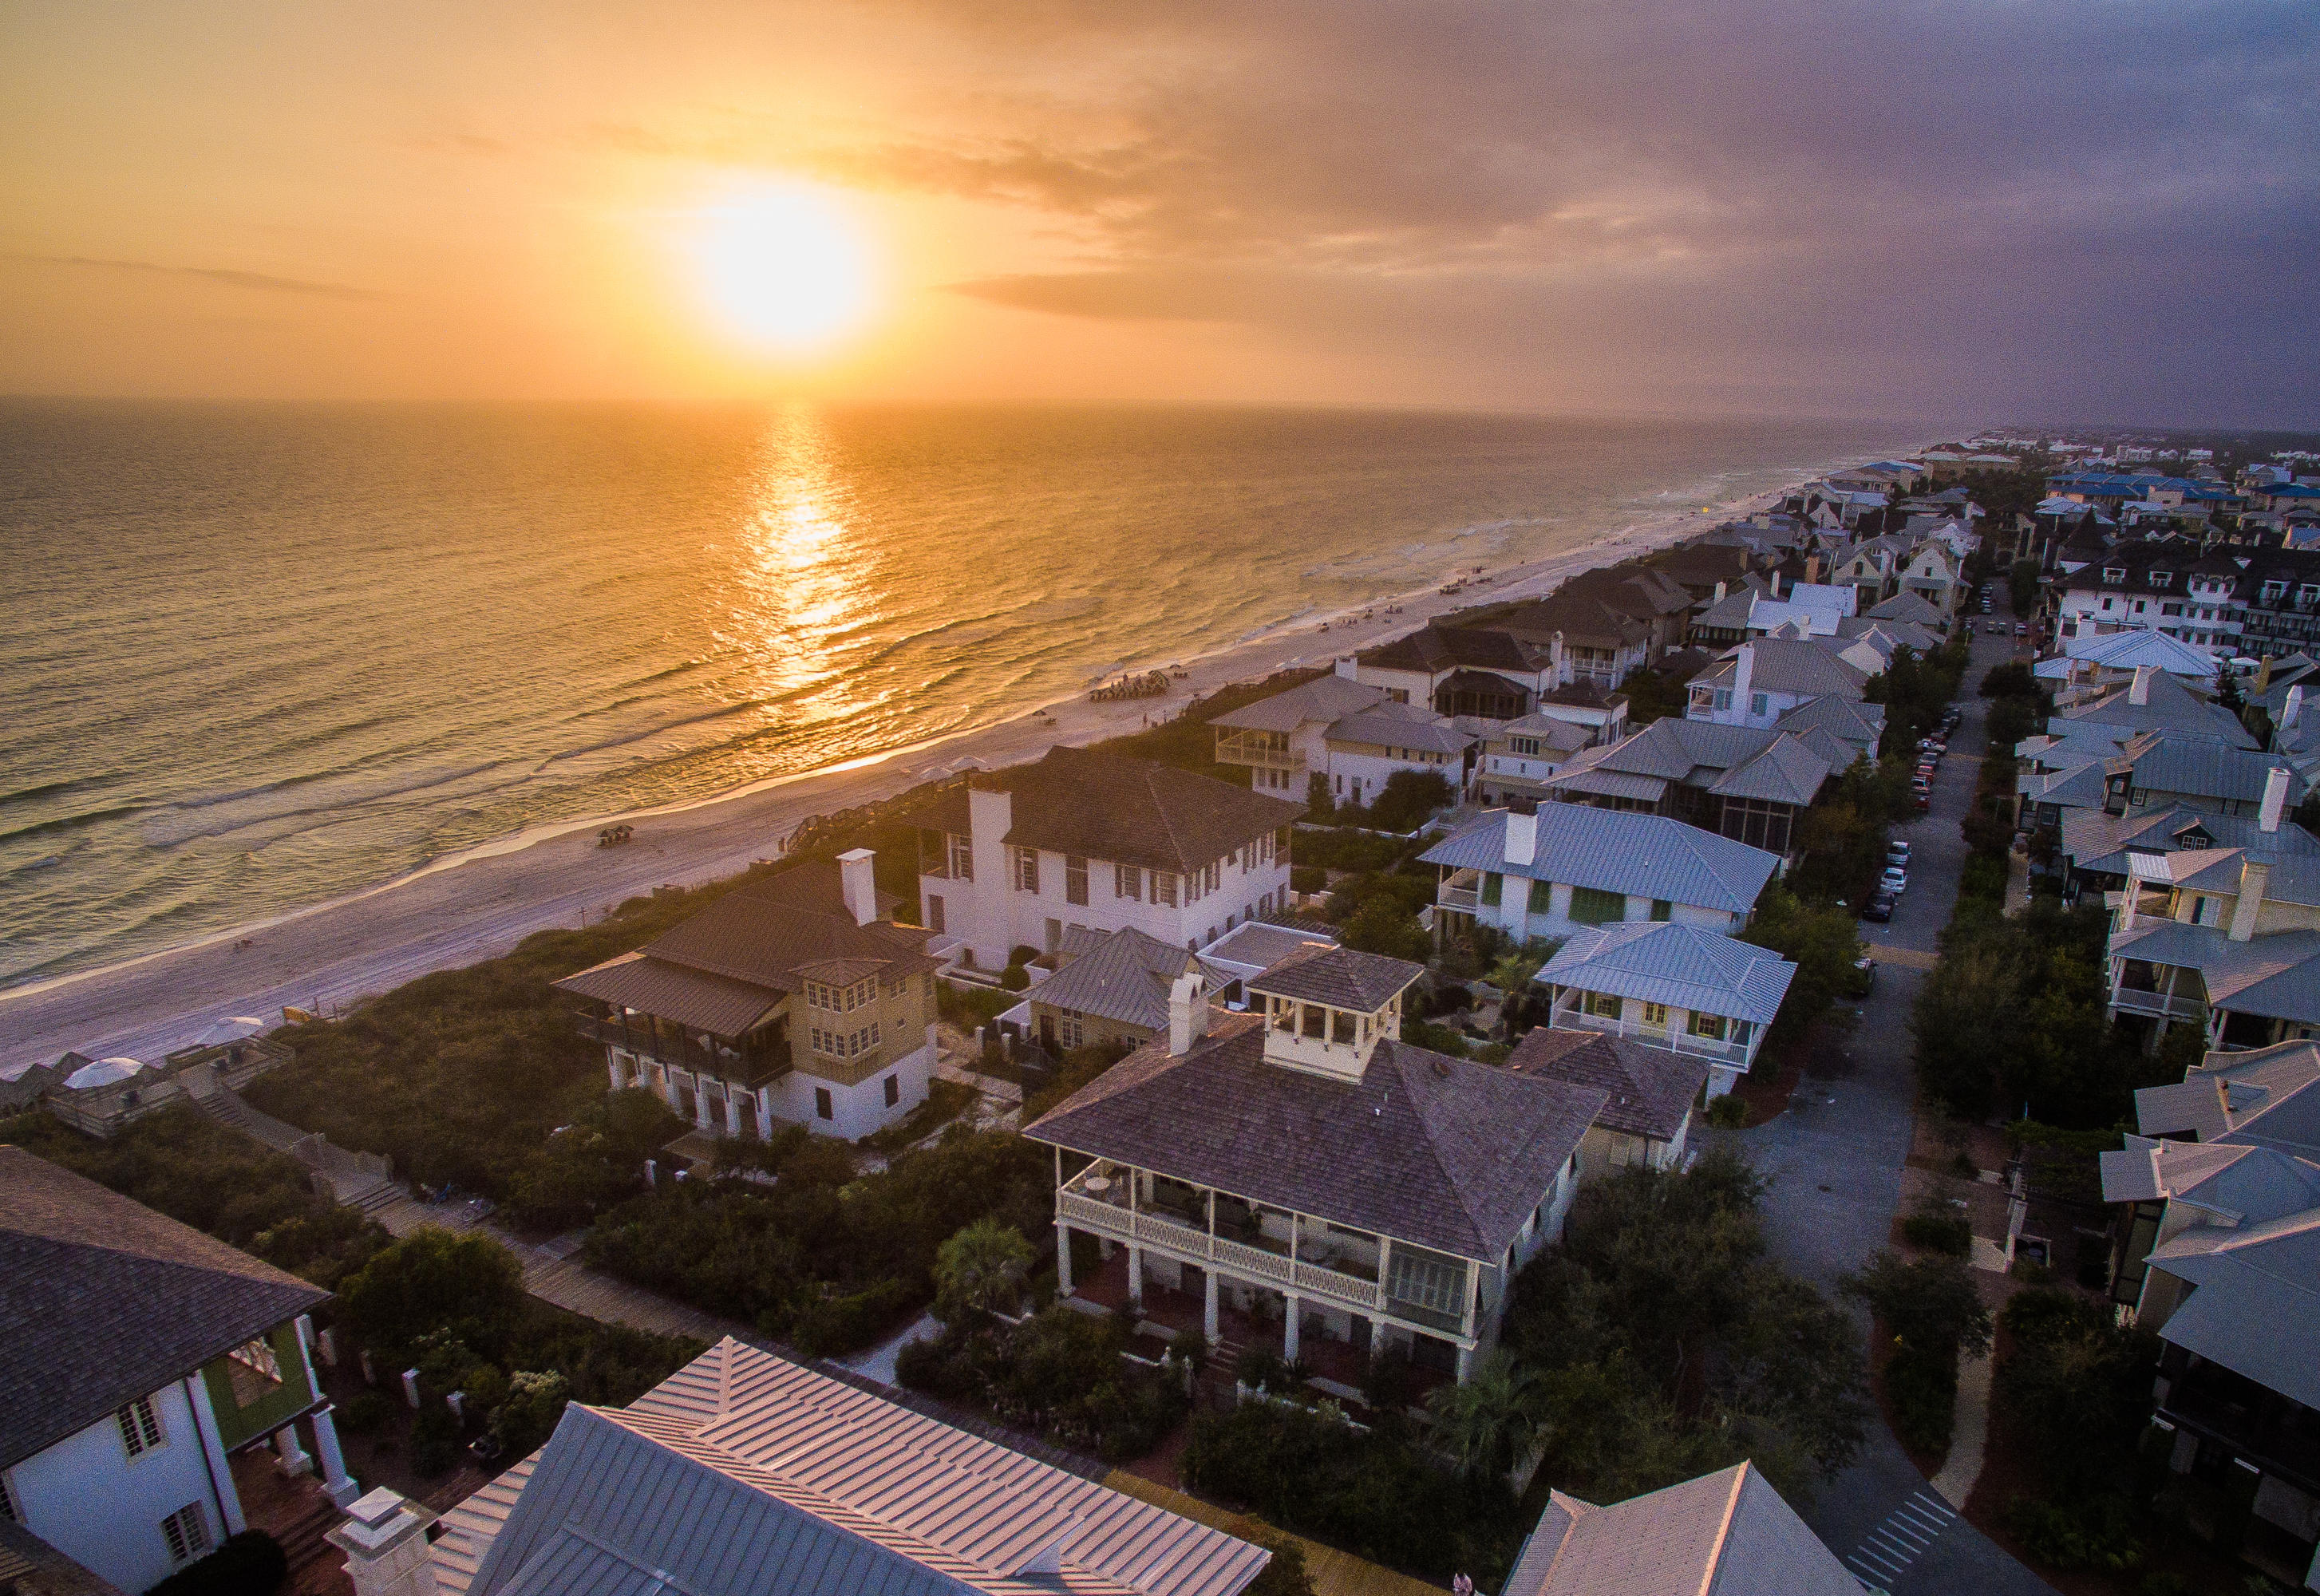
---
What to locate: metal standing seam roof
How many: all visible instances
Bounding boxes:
[2109,920,2320,1020]
[2054,670,2256,747]
[1686,641,1871,701]
[1420,808,1781,916]
[2171,848,2320,907]
[1023,1013,1607,1261]
[1500,1461,1860,1596]
[0,1147,330,1472]
[454,1339,1269,1596]
[2133,1041,2320,1156]
[1707,735,1833,807]
[1024,927,1193,1033]
[1206,674,1385,733]
[1770,692,1883,749]
[2144,1210,2320,1412]
[1535,922,1796,1027]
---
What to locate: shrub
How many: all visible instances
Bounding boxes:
[1009,945,1041,967]
[1705,1094,1749,1128]
[1885,1341,1957,1453]
[339,1227,528,1362]
[1000,962,1031,991]
[144,1530,287,1596]
[411,1400,464,1476]
[490,1369,571,1458]
[1289,864,1326,894]
[1228,1518,1318,1596]
[2004,1494,2142,1573]
[336,1389,397,1435]
[792,1279,914,1357]
[1901,1211,1972,1258]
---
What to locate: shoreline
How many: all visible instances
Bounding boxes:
[0,461,1894,1075]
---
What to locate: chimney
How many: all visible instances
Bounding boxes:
[1334,655,1358,678]
[2286,685,2305,733]
[2129,665,2155,706]
[1732,643,1756,714]
[1167,972,1208,1056]
[2229,859,2270,942]
[327,1489,440,1596]
[1713,580,1728,604]
[2261,766,2290,833]
[837,848,879,926]
[1505,808,1538,867]
[2256,656,2275,693]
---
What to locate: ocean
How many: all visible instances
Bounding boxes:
[0,401,1915,989]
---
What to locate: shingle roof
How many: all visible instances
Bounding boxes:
[456,1339,1268,1596]
[954,748,1303,875]
[0,1147,329,1470]
[1421,808,1781,916]
[1243,944,1423,1012]
[1502,1462,1858,1596]
[1503,1028,1707,1141]
[1024,1016,1606,1260]
[1358,624,1547,676]
[1208,675,1384,733]
[1536,922,1796,1026]
[1026,927,1192,1033]
[1324,705,1471,755]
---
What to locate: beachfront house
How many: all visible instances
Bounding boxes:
[1026,943,1605,1386]
[0,1148,356,1595]
[1207,670,1474,806]
[416,1337,1271,1596]
[555,851,942,1141]
[1419,805,1782,946]
[909,746,1302,970]
[1352,623,1555,722]
[1534,714,1858,866]
[1682,641,1878,737]
[1504,1025,1708,1177]
[1502,1462,1865,1596]
[1532,920,1796,1096]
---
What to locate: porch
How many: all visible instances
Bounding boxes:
[1545,1001,1753,1067]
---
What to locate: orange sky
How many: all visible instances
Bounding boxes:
[3,1,2314,420]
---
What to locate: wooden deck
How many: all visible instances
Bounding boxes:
[1101,1473,1444,1596]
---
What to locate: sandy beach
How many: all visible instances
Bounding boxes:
[0,488,1789,1075]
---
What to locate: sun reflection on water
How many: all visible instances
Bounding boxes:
[732,406,868,725]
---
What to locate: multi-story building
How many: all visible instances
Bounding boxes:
[2052,539,2244,653]
[0,1148,355,1594]
[1504,1020,1707,1171]
[556,851,942,1141]
[908,747,1301,970]
[1207,669,1472,804]
[1503,1461,1866,1596]
[1536,714,1856,867]
[1532,920,1796,1096]
[1421,804,1782,946]
[1682,640,1879,740]
[1026,944,1605,1385]
[2232,549,2320,661]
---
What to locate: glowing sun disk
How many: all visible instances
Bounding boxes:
[694,186,877,355]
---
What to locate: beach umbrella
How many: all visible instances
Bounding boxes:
[196,1015,267,1046]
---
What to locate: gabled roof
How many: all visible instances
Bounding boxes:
[2114,732,2300,808]
[2038,628,2219,680]
[2051,668,2256,748]
[2134,1041,2320,1158]
[1324,705,1472,755]
[1536,922,1796,1026]
[1358,624,1546,677]
[0,1148,330,1471]
[452,1339,1268,1596]
[1686,641,1871,701]
[1027,927,1193,1033]
[1770,692,1883,749]
[2098,1136,2320,1219]
[2108,920,2320,1021]
[2061,803,2320,879]
[1421,808,1782,915]
[2144,1207,2320,1411]
[1025,1015,1606,1261]
[1864,590,1946,626]
[1503,1027,1708,1141]
[1708,734,1835,807]
[1502,1462,1858,1596]
[1243,944,1423,1012]
[1208,674,1384,733]
[923,748,1304,875]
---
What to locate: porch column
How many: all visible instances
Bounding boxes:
[1455,1343,1475,1383]
[607,1054,625,1092]
[694,1080,712,1132]
[753,1090,774,1140]
[310,1408,360,1508]
[1203,1270,1219,1341]
[1056,1221,1074,1296]
[1127,1244,1144,1310]
[1283,1293,1302,1361]
[273,1422,313,1476]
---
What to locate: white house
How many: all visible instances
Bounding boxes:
[1472,713,1599,807]
[0,1149,357,1595]
[1504,1025,1709,1175]
[1420,805,1783,944]
[1533,919,1798,1096]
[1684,640,1878,735]
[911,747,1302,970]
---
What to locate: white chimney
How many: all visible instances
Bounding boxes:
[1713,579,1728,603]
[837,848,879,926]
[2128,665,2156,705]
[2261,766,2290,834]
[1505,808,1538,867]
[2286,685,2305,733]
[1167,972,1208,1056]
[1731,643,1756,715]
[1334,655,1358,678]
[327,1489,440,1596]
[2230,859,2271,942]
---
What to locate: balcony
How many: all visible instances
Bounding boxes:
[2109,986,2208,1022]
[1439,867,1484,912]
[573,1013,792,1085]
[1547,1005,1749,1065]
[1214,729,1305,772]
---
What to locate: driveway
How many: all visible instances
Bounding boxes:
[1723,618,2057,1595]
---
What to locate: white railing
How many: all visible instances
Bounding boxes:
[1214,730,1306,772]
[1549,1009,1749,1064]
[2109,987,2207,1021]
[1057,1189,1400,1312]
[1213,1235,1295,1283]
[1440,886,1480,910]
[1294,1259,1381,1309]
[1058,1191,1134,1238]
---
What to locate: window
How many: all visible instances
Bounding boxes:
[1642,1001,1670,1027]
[815,1088,833,1120]
[1480,872,1503,907]
[1115,863,1142,901]
[1650,899,1672,921]
[1044,918,1062,953]
[1156,871,1179,907]
[1713,689,1733,712]
[161,1504,211,1568]
[1064,854,1089,905]
[926,895,945,934]
[1585,990,1622,1017]
[2151,571,2172,587]
[1060,1011,1085,1049]
[1569,885,1626,924]
[1528,878,1553,914]
[883,1075,899,1107]
[2103,567,2124,583]
[1749,692,1769,717]
[1012,847,1040,894]
[1510,736,1540,757]
[1690,1011,1729,1041]
[117,1396,164,1457]
[947,833,974,880]
[1385,688,1409,703]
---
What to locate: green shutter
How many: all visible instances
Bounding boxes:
[1570,887,1626,924]
[1651,899,1672,921]
[1528,878,1554,914]
[1480,872,1503,907]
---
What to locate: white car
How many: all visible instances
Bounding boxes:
[1880,867,1909,895]
[1887,841,1911,866]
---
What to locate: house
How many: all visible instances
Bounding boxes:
[0,1148,354,1595]
[907,747,1303,969]
[413,1336,1271,1596]
[1830,534,1911,606]
[556,851,942,1141]
[1352,623,1555,722]
[2045,665,2258,752]
[2057,803,2320,907]
[2231,548,2320,661]
[1895,539,1966,618]
[1421,805,1783,945]
[2033,627,2222,691]
[2052,540,2243,653]
[1317,701,1472,809]
[1686,580,1857,644]
[1683,640,1880,738]
[1471,713,1599,808]
[1535,716,1855,865]
[1206,670,1387,796]
[2096,1122,2320,1587]
[1864,587,1951,633]
[1026,945,1605,1384]
[2133,1040,2320,1157]
[2020,722,2296,847]
[1505,1024,1707,1172]
[1021,925,1195,1055]
[2104,831,2320,1049]
[1532,920,1796,1095]
[1501,1460,1863,1596]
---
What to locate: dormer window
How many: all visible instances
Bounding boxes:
[2103,567,2125,583]
[2151,571,2171,588]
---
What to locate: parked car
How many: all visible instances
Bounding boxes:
[1862,891,1895,922]
[2016,622,2028,637]
[1914,789,1931,811]
[1881,866,1908,895]
[1887,840,1911,865]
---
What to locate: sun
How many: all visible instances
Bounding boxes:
[691,184,879,356]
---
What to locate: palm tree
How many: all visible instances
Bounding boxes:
[935,1219,1034,1324]
[1425,1349,1548,1482]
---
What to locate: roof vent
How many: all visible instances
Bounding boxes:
[1430,1058,1452,1079]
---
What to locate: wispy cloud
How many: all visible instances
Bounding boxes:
[13,254,387,301]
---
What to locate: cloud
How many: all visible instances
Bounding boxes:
[14,255,388,301]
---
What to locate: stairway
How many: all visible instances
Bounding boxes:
[268,1494,345,1577]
